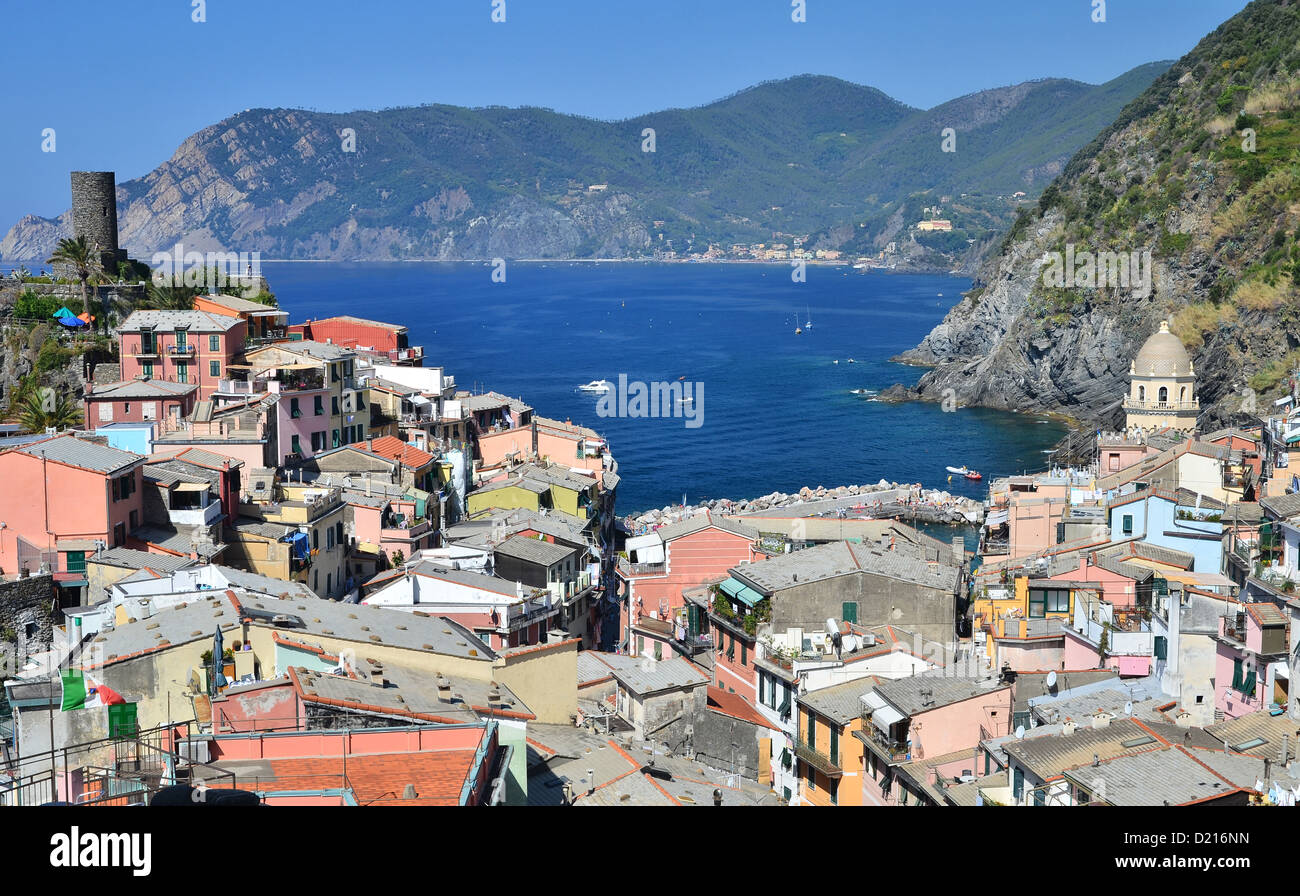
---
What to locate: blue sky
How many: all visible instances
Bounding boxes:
[0,0,1249,229]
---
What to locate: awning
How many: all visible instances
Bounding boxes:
[632,544,665,565]
[719,577,764,607]
[1269,660,1289,682]
[409,395,433,407]
[172,481,209,492]
[861,690,888,712]
[871,704,904,731]
[57,539,98,551]
[625,533,662,552]
[1117,655,1151,677]
[985,509,1009,527]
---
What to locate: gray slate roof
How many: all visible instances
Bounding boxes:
[874,676,1009,717]
[120,310,243,332]
[734,540,959,595]
[1262,491,1300,521]
[798,676,884,725]
[653,511,758,543]
[609,656,710,696]
[88,547,197,575]
[494,535,578,567]
[1063,746,1264,806]
[14,435,143,473]
[88,379,197,401]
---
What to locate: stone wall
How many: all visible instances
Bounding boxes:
[0,574,58,672]
[691,707,761,780]
[770,572,957,645]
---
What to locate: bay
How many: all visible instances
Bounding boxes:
[260,261,1067,513]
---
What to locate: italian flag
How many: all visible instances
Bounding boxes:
[60,669,125,711]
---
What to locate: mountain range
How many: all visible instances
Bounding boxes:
[0,66,1171,266]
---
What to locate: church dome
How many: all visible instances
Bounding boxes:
[1133,320,1192,377]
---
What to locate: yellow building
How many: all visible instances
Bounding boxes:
[1123,321,1199,433]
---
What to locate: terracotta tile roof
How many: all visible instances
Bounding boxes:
[706,687,770,727]
[350,435,436,469]
[252,752,478,805]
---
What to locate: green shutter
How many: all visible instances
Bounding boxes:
[1153,636,1168,661]
[1232,658,1244,691]
[108,703,138,739]
[841,601,858,624]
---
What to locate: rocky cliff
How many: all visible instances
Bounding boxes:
[896,0,1300,432]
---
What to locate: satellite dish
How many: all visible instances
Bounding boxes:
[1124,701,1133,716]
[1046,670,1058,688]
[1015,725,1026,739]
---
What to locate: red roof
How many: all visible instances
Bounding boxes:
[706,687,769,727]
[351,435,435,469]
[254,752,477,805]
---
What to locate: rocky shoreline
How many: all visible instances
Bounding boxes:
[625,479,985,531]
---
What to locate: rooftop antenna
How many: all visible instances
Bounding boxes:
[1014,725,1026,740]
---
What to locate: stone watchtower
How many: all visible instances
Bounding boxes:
[1122,320,1200,434]
[70,171,126,271]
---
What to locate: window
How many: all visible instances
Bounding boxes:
[65,551,86,573]
[332,430,340,449]
[113,523,125,547]
[1138,385,1145,402]
[99,403,114,422]
[830,778,839,806]
[314,395,324,416]
[311,431,324,452]
[312,529,319,550]
[175,329,188,347]
[142,361,153,378]
[327,527,335,550]
[209,335,220,352]
[759,674,767,707]
[1158,386,1168,403]
[1122,514,1134,535]
[1154,635,1168,661]
[291,434,302,456]
[129,510,138,530]
[806,711,816,748]
[841,601,858,625]
[636,635,644,655]
[336,522,344,546]
[331,364,340,383]
[209,360,220,378]
[1109,452,1119,471]
[326,573,332,595]
[142,402,157,420]
[112,477,120,501]
[654,641,662,660]
[807,765,816,792]
[740,641,747,666]
[124,402,130,414]
[290,397,301,418]
[176,363,188,384]
[332,396,340,415]
[830,726,839,766]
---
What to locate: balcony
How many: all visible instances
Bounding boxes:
[217,378,268,397]
[857,720,911,762]
[1121,398,1200,413]
[506,594,559,629]
[132,342,160,359]
[168,343,196,357]
[794,737,842,778]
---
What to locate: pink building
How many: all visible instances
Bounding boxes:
[84,378,197,429]
[1049,553,1145,610]
[1214,602,1291,720]
[619,511,759,655]
[0,435,145,581]
[119,310,247,401]
[858,678,1012,807]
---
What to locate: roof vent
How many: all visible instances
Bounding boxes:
[436,674,452,702]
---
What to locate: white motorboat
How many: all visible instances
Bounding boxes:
[578,380,613,393]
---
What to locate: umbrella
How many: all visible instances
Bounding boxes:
[210,627,228,696]
[57,316,87,328]
[52,306,76,318]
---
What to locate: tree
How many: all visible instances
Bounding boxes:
[46,236,103,324]
[140,279,202,311]
[16,391,82,434]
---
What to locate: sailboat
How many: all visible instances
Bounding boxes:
[805,306,813,331]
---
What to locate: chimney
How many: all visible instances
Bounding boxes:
[952,536,963,566]
[712,788,723,806]
[487,681,503,709]
[436,673,452,703]
[401,783,417,800]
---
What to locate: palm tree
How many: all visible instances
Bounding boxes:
[46,236,103,323]
[16,391,82,434]
[140,280,201,311]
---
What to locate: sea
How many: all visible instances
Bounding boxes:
[259,261,1067,514]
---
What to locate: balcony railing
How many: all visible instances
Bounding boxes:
[1121,399,1200,412]
[794,737,842,777]
[132,343,160,358]
[168,343,196,357]
[859,719,911,761]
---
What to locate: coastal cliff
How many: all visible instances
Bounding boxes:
[895,0,1300,431]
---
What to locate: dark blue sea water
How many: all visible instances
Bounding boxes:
[260,261,1066,512]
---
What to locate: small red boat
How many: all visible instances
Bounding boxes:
[965,471,983,481]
